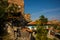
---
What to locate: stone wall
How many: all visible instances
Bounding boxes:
[8,0,24,14]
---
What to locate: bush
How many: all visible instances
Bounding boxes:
[36,26,48,40]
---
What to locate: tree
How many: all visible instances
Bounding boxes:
[39,15,48,25]
[36,15,48,40]
[0,0,8,39]
[36,26,48,40]
[0,0,8,18]
[35,20,41,25]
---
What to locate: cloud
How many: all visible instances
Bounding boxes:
[31,8,60,20]
[32,8,60,14]
[39,8,60,13]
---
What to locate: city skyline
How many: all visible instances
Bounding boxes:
[24,0,60,21]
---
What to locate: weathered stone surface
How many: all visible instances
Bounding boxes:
[8,0,24,14]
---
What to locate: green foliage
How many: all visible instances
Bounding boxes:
[36,26,48,40]
[0,0,8,38]
[39,15,48,25]
[35,15,48,40]
[0,8,5,18]
[0,0,8,18]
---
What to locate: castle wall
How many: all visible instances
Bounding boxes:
[8,0,24,14]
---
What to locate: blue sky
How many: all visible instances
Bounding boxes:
[24,0,60,21]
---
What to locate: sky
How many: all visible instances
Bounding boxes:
[24,0,60,21]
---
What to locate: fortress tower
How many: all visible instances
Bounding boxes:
[8,0,24,14]
[7,0,25,21]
